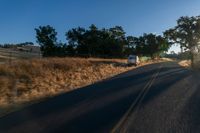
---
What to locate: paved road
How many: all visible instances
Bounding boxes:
[0,61,199,133]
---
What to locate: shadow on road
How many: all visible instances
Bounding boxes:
[0,61,193,133]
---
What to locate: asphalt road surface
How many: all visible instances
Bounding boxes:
[0,61,199,133]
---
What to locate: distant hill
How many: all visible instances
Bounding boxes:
[0,47,41,63]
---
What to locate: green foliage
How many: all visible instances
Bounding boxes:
[164,16,200,51]
[178,51,192,60]
[125,36,137,55]
[135,33,170,59]
[66,24,127,58]
[140,56,151,62]
[34,24,170,58]
[35,25,57,57]
[164,16,200,66]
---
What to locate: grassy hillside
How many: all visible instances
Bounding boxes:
[0,57,139,116]
[0,48,41,63]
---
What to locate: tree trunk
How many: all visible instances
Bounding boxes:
[191,51,194,68]
[190,46,196,68]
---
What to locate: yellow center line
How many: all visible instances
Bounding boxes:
[111,64,162,133]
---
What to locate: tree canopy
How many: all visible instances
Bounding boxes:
[66,25,127,57]
[135,33,170,58]
[164,16,200,66]
[35,24,170,58]
[35,25,58,57]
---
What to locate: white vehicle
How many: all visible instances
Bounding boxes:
[128,55,139,66]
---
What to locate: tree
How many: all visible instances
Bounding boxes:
[109,26,126,41]
[85,24,100,56]
[66,27,87,56]
[17,42,34,46]
[164,16,200,67]
[107,26,126,57]
[65,44,76,56]
[135,33,170,59]
[66,25,126,58]
[156,35,170,57]
[124,36,136,56]
[35,25,57,57]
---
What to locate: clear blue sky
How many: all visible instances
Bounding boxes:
[1,0,200,52]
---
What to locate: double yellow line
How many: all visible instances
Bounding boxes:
[111,65,162,133]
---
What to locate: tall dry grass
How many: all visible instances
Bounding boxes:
[178,60,191,68]
[0,57,136,115]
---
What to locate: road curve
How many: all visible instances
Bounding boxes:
[0,61,199,133]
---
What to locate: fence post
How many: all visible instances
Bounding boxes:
[9,51,12,65]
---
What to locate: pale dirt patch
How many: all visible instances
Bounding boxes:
[161,58,174,62]
[178,60,191,68]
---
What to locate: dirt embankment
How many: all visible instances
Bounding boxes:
[0,58,132,115]
[178,60,191,68]
[0,57,160,116]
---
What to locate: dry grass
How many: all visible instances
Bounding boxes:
[178,60,191,68]
[0,58,135,115]
[161,58,174,62]
[0,57,161,116]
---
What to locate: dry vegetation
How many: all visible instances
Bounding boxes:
[178,60,191,68]
[0,58,136,116]
[0,57,160,116]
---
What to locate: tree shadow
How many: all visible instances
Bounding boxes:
[177,72,200,132]
[90,60,128,67]
[0,61,192,133]
[141,66,191,105]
